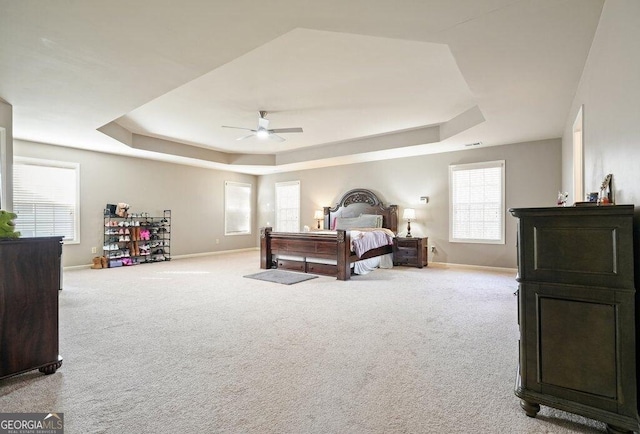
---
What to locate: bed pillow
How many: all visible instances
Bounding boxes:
[335,215,380,230]
[334,217,361,230]
[360,214,383,228]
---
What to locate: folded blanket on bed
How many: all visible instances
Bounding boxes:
[351,229,394,257]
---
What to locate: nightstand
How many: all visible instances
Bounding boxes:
[393,237,428,268]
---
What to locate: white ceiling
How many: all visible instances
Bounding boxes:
[0,0,604,175]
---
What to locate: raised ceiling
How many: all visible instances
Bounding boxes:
[0,0,604,174]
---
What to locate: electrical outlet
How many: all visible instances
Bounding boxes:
[216,239,220,244]
[430,246,436,253]
[91,246,97,254]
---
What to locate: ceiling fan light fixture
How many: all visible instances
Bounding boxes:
[222,111,303,142]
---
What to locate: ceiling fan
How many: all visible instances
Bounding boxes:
[222,111,303,142]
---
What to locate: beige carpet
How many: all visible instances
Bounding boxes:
[0,251,608,433]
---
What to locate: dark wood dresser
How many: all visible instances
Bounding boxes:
[393,237,428,268]
[510,205,639,433]
[0,237,63,379]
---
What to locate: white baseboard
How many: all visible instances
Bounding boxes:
[429,261,517,274]
[69,248,259,270]
[167,247,259,260]
[65,264,93,271]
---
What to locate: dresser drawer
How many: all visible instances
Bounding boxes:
[306,262,336,276]
[277,259,305,272]
[395,239,418,249]
[395,248,418,259]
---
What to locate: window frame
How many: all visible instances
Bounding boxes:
[224,181,252,236]
[275,180,301,232]
[13,156,81,244]
[449,160,505,245]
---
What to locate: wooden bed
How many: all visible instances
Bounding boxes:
[260,189,398,280]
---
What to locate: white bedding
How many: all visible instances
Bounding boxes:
[350,229,394,257]
[353,253,393,275]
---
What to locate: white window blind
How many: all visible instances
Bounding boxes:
[225,181,251,235]
[449,160,505,244]
[275,181,300,232]
[13,158,80,243]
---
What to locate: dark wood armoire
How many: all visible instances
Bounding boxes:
[510,205,639,434]
[0,237,63,379]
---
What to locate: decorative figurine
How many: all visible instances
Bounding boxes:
[599,174,613,204]
[556,191,568,206]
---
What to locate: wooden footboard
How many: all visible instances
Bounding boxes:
[260,227,393,281]
[260,227,355,280]
[260,227,273,270]
[260,187,398,281]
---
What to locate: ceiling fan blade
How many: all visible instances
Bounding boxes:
[236,133,256,141]
[268,134,285,142]
[270,127,303,133]
[222,126,256,132]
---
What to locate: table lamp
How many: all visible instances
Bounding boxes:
[403,208,416,237]
[313,210,324,229]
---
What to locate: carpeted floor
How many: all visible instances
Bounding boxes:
[0,251,609,433]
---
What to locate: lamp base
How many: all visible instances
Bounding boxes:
[406,221,412,237]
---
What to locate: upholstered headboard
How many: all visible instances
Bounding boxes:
[323,189,398,233]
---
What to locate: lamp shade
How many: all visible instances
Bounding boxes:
[313,210,324,220]
[403,208,416,220]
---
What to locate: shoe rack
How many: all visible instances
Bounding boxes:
[103,209,171,268]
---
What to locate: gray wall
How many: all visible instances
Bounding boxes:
[16,136,559,269]
[259,139,561,269]
[15,139,257,267]
[562,0,640,206]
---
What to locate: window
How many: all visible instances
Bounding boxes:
[275,181,300,232]
[449,160,505,244]
[13,157,80,243]
[224,181,251,235]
